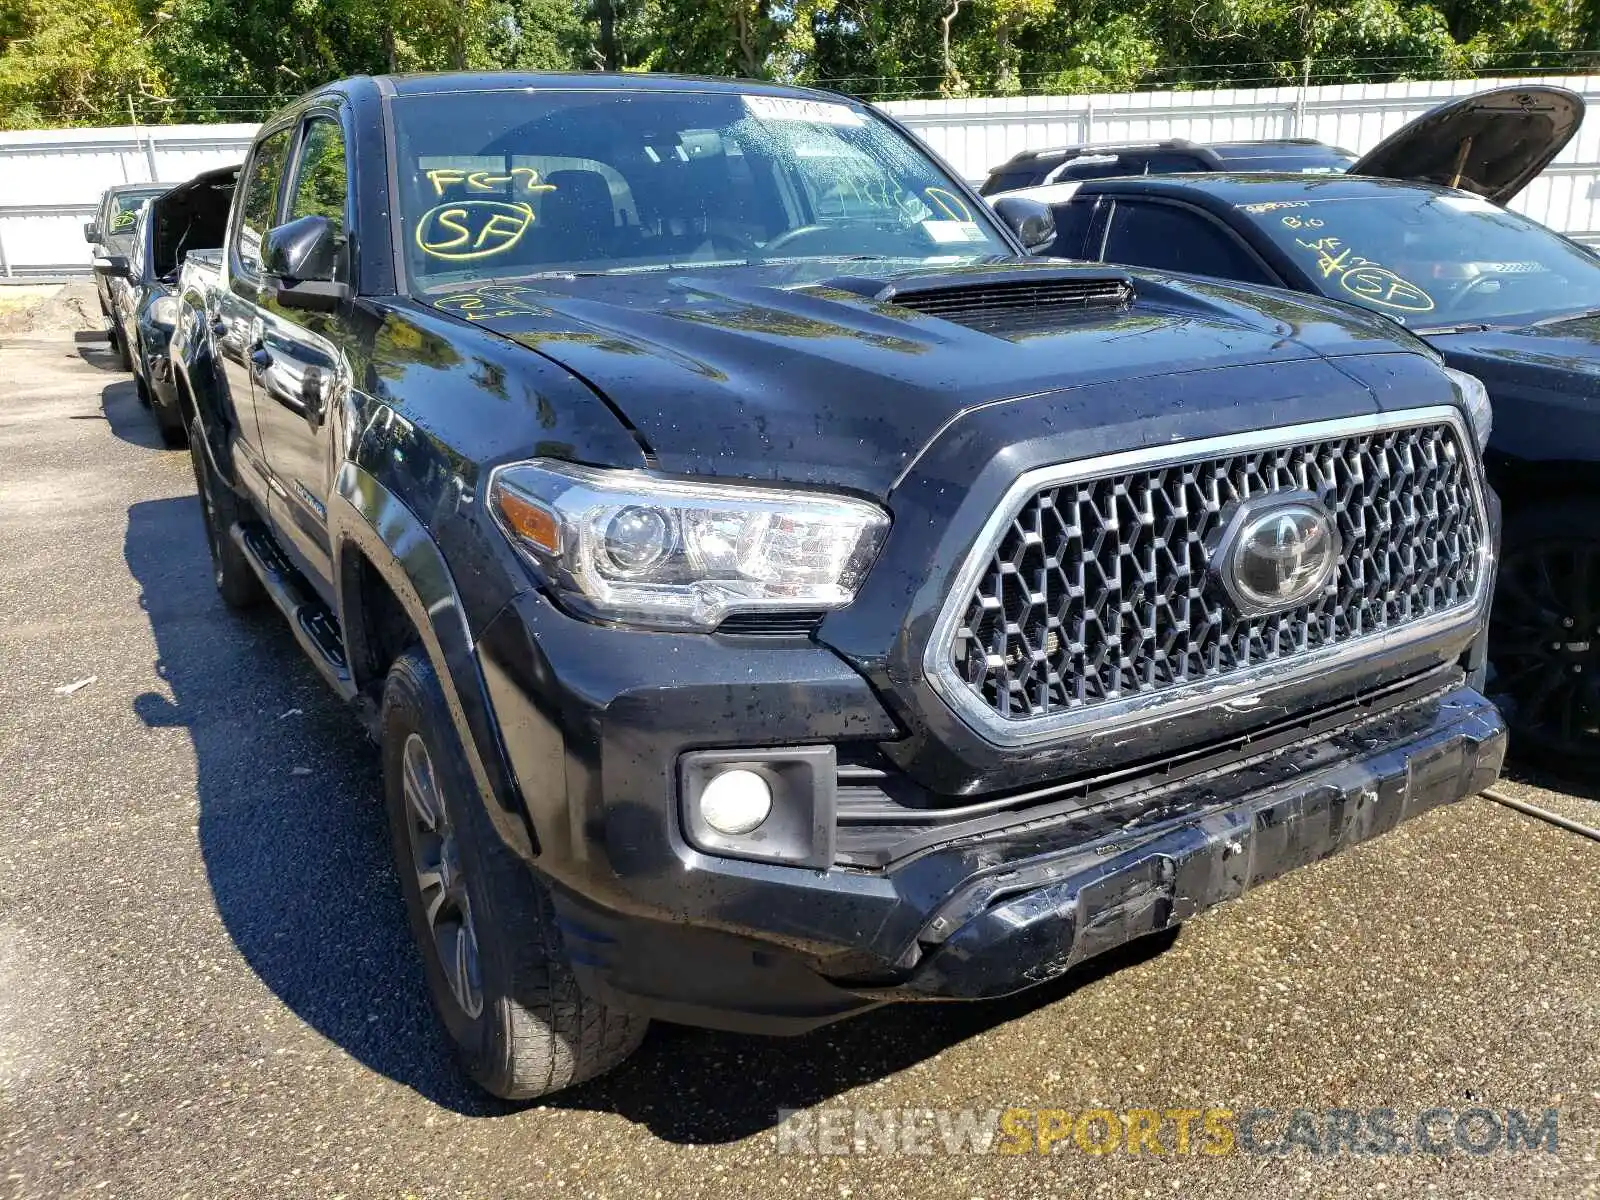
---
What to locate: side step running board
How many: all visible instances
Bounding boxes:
[231,521,355,700]
[229,521,384,740]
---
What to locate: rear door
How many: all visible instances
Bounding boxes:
[253,109,353,601]
[219,125,294,517]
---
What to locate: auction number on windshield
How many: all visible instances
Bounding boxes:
[1294,234,1434,314]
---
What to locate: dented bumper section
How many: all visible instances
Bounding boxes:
[897,683,1506,1000]
[550,676,1505,1033]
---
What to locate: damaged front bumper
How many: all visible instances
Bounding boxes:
[554,676,1505,1031]
[897,683,1505,999]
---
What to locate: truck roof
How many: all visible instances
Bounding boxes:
[318,71,858,105]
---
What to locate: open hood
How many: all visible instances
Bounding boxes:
[149,164,237,279]
[1350,85,1584,206]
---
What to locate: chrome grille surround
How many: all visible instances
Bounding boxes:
[925,407,1493,748]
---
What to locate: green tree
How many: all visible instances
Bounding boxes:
[0,0,164,127]
[3,0,1598,128]
[481,0,585,70]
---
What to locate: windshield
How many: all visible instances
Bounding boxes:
[108,189,165,233]
[390,88,1007,291]
[1239,189,1600,327]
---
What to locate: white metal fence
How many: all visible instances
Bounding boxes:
[3,75,1598,278]
[0,124,256,278]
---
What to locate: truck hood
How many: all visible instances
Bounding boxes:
[424,259,1414,496]
[1350,85,1584,206]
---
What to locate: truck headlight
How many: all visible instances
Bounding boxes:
[148,294,179,329]
[488,460,890,630]
[1443,366,1492,452]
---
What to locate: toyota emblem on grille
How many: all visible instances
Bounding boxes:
[1213,493,1341,616]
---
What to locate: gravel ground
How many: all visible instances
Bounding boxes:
[0,283,103,335]
[0,333,1596,1200]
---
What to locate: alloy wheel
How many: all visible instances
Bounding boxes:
[400,732,484,1019]
[1490,540,1600,761]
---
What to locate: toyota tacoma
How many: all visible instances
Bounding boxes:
[169,72,1507,1100]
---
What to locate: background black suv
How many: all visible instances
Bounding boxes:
[979,137,1357,195]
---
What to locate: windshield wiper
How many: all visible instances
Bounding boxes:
[596,259,753,275]
[1411,321,1500,335]
[758,254,897,265]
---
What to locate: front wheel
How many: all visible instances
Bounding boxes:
[110,321,134,373]
[1489,501,1600,770]
[148,380,187,449]
[381,648,645,1099]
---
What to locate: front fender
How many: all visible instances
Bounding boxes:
[329,462,533,860]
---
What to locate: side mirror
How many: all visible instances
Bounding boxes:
[93,255,130,278]
[84,222,101,244]
[991,196,1057,255]
[264,215,340,283]
[263,215,350,312]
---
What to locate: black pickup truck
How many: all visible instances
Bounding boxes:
[96,165,237,446]
[169,72,1507,1100]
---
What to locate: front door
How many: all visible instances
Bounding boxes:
[253,111,354,602]
[219,125,295,516]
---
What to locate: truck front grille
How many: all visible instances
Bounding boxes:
[931,411,1490,742]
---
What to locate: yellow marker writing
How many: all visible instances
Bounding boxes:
[426,168,467,196]
[925,187,973,223]
[415,201,536,261]
[1341,265,1435,312]
[426,208,473,251]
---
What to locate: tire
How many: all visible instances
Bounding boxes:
[187,418,262,609]
[1489,499,1600,770]
[150,384,187,449]
[381,647,645,1100]
[134,370,151,408]
[111,321,133,372]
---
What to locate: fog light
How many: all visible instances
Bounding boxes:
[699,769,773,836]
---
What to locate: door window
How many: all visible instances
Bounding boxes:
[1043,197,1098,258]
[284,116,351,283]
[232,128,293,286]
[1099,200,1274,284]
[288,119,349,228]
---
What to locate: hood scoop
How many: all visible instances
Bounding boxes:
[820,268,1135,337]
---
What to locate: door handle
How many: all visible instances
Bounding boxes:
[254,347,329,429]
[299,366,330,429]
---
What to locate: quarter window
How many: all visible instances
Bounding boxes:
[285,116,351,282]
[1042,197,1098,258]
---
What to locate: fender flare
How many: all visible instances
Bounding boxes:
[330,462,536,860]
